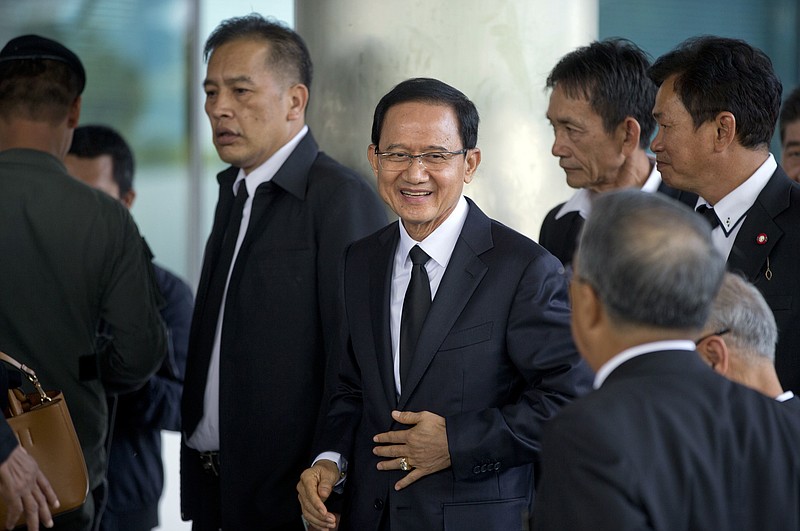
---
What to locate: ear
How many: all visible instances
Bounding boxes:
[367,145,379,177]
[286,83,309,121]
[697,335,730,375]
[713,112,737,152]
[619,117,642,157]
[120,189,136,209]
[67,96,82,129]
[570,277,604,335]
[463,148,481,184]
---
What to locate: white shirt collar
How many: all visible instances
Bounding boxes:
[232,125,309,195]
[593,339,697,389]
[696,153,776,236]
[556,157,662,220]
[775,390,795,402]
[397,195,469,278]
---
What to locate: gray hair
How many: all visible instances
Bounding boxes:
[706,272,777,363]
[576,189,725,329]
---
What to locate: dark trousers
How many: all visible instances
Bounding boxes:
[182,444,306,531]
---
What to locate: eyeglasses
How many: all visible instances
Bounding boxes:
[374,149,468,172]
[694,328,730,346]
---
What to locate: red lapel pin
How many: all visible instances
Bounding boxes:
[756,233,768,245]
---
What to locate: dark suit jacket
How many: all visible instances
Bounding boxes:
[318,198,593,531]
[674,167,800,393]
[180,131,387,529]
[539,181,691,267]
[532,349,800,531]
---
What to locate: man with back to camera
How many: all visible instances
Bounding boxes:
[779,85,800,182]
[297,77,593,531]
[66,124,194,531]
[540,38,690,268]
[0,35,166,530]
[180,14,387,530]
[532,189,800,530]
[648,35,800,395]
[694,271,797,406]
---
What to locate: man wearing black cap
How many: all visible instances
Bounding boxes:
[0,35,167,531]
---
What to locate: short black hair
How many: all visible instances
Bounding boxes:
[649,35,781,149]
[69,125,135,196]
[204,13,312,90]
[779,86,800,143]
[371,77,479,150]
[546,38,656,149]
[0,59,82,123]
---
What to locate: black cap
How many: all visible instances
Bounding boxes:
[0,34,86,95]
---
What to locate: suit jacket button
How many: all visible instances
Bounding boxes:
[373,498,384,510]
[480,464,488,473]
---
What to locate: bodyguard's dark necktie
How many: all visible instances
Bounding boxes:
[400,245,431,390]
[696,204,720,230]
[183,182,248,435]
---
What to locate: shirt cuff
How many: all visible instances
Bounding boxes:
[313,451,348,491]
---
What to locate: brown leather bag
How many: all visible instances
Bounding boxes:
[0,351,88,526]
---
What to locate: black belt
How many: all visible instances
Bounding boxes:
[198,451,221,476]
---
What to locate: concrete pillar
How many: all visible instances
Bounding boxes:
[297,0,597,240]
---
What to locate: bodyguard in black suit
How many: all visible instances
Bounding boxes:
[540,39,690,268]
[533,190,800,530]
[649,36,800,394]
[180,15,386,530]
[298,78,592,531]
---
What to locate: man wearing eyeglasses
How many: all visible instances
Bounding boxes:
[695,272,797,406]
[297,77,593,531]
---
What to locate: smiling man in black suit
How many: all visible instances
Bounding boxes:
[298,77,592,531]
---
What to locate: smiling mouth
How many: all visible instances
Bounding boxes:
[402,190,431,197]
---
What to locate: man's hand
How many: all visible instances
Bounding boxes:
[372,410,451,490]
[0,445,59,530]
[297,460,340,530]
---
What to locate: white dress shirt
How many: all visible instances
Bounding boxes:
[315,195,470,478]
[696,154,776,260]
[593,340,697,389]
[187,125,308,451]
[390,195,469,397]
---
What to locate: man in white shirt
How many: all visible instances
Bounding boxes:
[540,39,689,268]
[297,77,592,531]
[533,189,800,530]
[649,35,800,395]
[180,14,386,531]
[695,272,796,405]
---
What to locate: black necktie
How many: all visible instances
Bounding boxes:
[696,204,720,230]
[183,182,248,436]
[400,245,431,390]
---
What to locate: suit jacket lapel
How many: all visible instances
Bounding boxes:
[728,169,789,282]
[228,132,320,283]
[195,167,238,304]
[398,199,491,408]
[373,227,400,410]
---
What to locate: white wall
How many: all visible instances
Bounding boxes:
[297,0,598,239]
